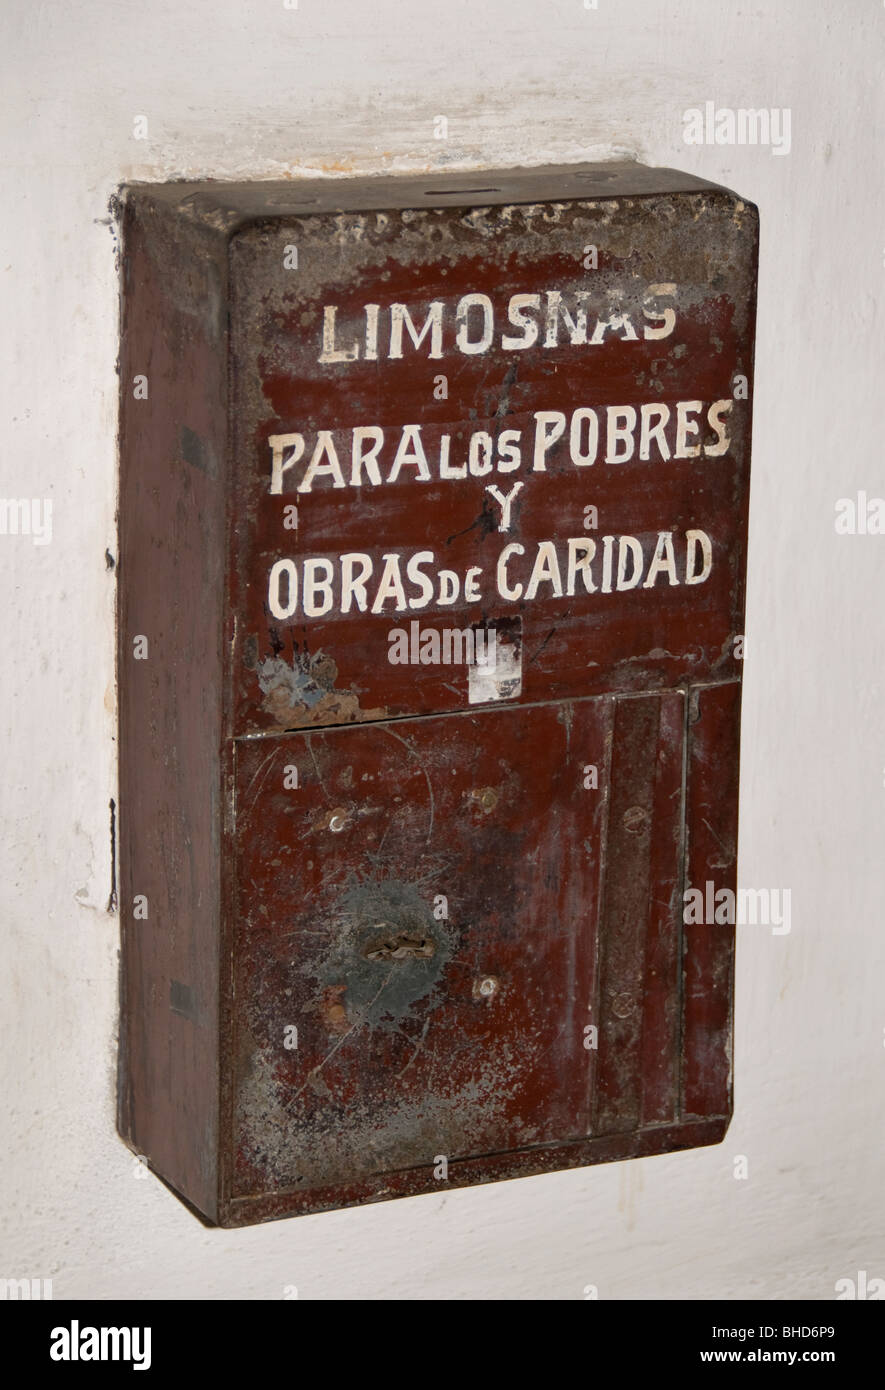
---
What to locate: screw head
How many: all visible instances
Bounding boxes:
[622,805,648,834]
[611,991,635,1018]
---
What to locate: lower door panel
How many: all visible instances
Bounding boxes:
[224,683,736,1217]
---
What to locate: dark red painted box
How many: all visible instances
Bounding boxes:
[117,162,758,1226]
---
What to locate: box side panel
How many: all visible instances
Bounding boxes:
[116,194,228,1219]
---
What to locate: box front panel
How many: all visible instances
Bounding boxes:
[221,183,756,1222]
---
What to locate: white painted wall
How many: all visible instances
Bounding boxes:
[2,0,882,1300]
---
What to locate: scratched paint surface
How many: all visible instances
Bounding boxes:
[232,701,610,1192]
[230,681,739,1201]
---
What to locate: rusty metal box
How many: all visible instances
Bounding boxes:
[117,163,758,1226]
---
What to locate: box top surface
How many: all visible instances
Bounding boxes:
[125,161,750,229]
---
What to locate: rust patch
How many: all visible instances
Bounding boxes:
[468,786,500,814]
[257,650,386,727]
[320,986,350,1035]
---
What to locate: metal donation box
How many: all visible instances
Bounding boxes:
[117,163,758,1226]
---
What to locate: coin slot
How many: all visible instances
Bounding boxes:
[363,931,436,962]
[423,187,500,195]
